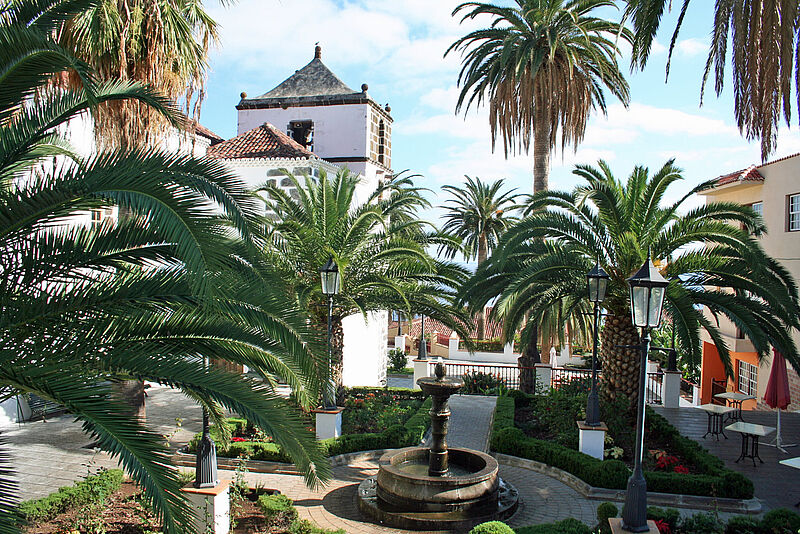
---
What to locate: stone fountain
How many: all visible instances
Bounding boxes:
[357,362,518,531]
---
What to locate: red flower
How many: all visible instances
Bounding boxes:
[231,437,246,442]
[673,464,689,474]
[653,519,671,534]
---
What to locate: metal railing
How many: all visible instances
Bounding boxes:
[646,371,663,404]
[550,367,595,390]
[432,361,533,391]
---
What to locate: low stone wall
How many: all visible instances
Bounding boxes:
[493,453,762,514]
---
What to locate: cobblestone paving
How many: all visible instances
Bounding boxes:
[242,458,598,534]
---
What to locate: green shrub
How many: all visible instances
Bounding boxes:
[647,506,680,531]
[596,502,618,533]
[489,398,754,499]
[725,515,762,534]
[461,371,508,395]
[469,520,515,534]
[680,512,724,534]
[514,518,592,533]
[257,494,297,522]
[288,519,345,534]
[760,508,800,533]
[388,348,408,373]
[18,469,123,522]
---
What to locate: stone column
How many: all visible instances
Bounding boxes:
[662,370,682,408]
[428,392,451,476]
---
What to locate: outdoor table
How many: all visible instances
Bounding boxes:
[696,404,735,440]
[778,457,800,507]
[725,422,775,466]
[714,391,756,422]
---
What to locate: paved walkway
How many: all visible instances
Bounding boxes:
[654,406,800,511]
[426,394,497,452]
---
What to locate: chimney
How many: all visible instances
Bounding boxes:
[314,43,321,59]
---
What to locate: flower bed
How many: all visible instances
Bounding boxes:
[186,387,432,462]
[492,392,754,499]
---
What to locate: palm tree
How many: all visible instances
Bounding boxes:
[260,169,472,399]
[463,159,799,406]
[58,0,223,147]
[446,0,631,193]
[0,4,329,532]
[625,0,800,161]
[440,176,521,338]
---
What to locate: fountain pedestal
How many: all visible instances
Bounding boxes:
[357,362,519,530]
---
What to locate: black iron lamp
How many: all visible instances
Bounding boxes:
[320,257,341,409]
[585,262,609,426]
[621,255,669,532]
[194,356,218,488]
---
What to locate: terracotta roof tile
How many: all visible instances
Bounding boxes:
[715,165,764,186]
[206,123,315,160]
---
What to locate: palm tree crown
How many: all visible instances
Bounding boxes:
[624,0,800,161]
[0,3,329,532]
[260,169,472,393]
[446,0,631,193]
[464,159,800,406]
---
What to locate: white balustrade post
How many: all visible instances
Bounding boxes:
[180,481,230,534]
[412,359,428,390]
[448,333,459,358]
[662,370,682,408]
[692,384,701,406]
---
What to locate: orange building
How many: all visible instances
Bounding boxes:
[698,153,800,411]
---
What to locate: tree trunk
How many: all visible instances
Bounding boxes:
[476,233,489,340]
[330,316,345,405]
[518,324,540,394]
[532,98,551,194]
[112,379,146,421]
[599,313,641,410]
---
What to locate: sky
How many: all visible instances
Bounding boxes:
[199,0,800,218]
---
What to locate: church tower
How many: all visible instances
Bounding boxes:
[235,45,392,191]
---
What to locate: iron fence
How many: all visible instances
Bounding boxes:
[646,371,663,404]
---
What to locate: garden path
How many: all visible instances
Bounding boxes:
[654,406,800,512]
[425,394,497,452]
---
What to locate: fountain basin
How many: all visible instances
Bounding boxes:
[376,447,498,512]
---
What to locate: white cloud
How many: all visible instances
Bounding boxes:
[675,38,709,58]
[597,102,738,138]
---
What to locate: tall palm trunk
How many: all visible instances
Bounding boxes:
[532,96,551,194]
[599,313,641,409]
[476,233,489,340]
[518,323,540,394]
[330,316,345,404]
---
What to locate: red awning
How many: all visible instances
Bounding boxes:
[763,349,791,410]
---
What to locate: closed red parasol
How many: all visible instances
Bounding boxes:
[763,349,795,452]
[764,349,791,409]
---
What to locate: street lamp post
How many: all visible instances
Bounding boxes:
[586,262,609,426]
[195,356,218,488]
[621,256,669,532]
[417,314,427,360]
[320,257,341,409]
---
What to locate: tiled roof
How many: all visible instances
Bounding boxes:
[206,123,315,160]
[391,310,505,341]
[714,165,764,186]
[761,151,800,167]
[237,46,379,111]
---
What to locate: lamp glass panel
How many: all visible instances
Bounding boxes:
[587,277,599,302]
[647,286,666,327]
[597,277,608,302]
[631,285,650,328]
[321,270,340,295]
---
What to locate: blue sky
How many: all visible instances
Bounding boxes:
[200,1,800,216]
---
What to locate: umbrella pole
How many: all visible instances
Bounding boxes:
[766,409,797,452]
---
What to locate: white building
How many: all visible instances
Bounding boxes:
[207,45,393,388]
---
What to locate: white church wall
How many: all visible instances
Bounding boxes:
[237,104,369,162]
[342,310,388,387]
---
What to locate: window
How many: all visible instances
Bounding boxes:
[378,120,385,164]
[737,360,758,396]
[287,120,313,151]
[90,208,114,227]
[750,201,763,218]
[788,193,800,231]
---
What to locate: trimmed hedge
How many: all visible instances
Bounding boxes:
[18,469,124,522]
[491,395,754,499]
[188,391,432,462]
[514,518,592,533]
